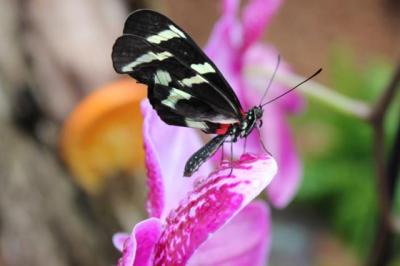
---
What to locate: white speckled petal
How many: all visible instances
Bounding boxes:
[153,153,277,266]
[188,201,271,266]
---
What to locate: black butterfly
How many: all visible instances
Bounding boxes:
[112,9,320,177]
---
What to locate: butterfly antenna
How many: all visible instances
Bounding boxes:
[261,68,322,107]
[259,54,281,106]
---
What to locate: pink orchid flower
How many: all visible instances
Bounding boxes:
[205,0,304,208]
[113,0,305,264]
[113,101,277,266]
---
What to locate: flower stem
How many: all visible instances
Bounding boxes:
[368,64,400,266]
[246,67,372,120]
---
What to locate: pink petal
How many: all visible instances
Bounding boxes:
[115,231,137,266]
[242,45,304,208]
[244,44,305,113]
[222,0,240,15]
[264,109,302,208]
[188,201,271,266]
[153,153,277,266]
[113,233,130,252]
[232,81,302,209]
[206,0,302,209]
[114,218,162,266]
[118,235,136,266]
[141,100,213,219]
[134,218,163,266]
[204,11,241,74]
[242,0,282,51]
[205,0,242,96]
[232,105,302,209]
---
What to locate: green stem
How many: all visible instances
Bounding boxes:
[245,67,372,120]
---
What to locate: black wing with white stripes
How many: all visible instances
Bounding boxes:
[112,9,243,133]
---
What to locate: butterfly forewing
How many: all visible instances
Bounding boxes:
[122,10,242,114]
[112,10,243,131]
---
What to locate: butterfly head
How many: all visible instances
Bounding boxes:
[254,106,264,128]
[238,106,264,139]
[254,106,263,120]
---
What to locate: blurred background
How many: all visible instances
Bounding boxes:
[0,0,399,265]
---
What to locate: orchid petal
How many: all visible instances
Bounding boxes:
[114,218,162,266]
[113,233,130,252]
[241,44,303,208]
[242,0,282,51]
[188,201,271,266]
[141,100,213,219]
[153,153,277,265]
[229,104,302,209]
[223,0,240,15]
[133,218,163,266]
[205,0,242,93]
[244,44,305,113]
[264,109,302,208]
[117,232,136,266]
[206,0,303,210]
[236,102,302,208]
[204,9,241,75]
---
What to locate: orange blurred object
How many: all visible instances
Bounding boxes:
[60,78,147,194]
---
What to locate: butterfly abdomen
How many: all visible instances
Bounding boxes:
[184,134,229,177]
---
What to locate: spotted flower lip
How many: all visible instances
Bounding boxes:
[188,200,270,266]
[153,153,276,265]
[113,101,277,266]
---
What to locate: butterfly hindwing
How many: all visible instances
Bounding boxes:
[151,69,239,122]
[149,72,236,133]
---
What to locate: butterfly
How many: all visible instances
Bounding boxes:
[112,9,321,177]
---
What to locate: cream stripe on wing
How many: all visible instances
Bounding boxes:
[121,51,172,72]
[146,25,187,44]
[190,62,216,74]
[169,25,186,38]
[184,119,208,130]
[154,70,172,86]
[161,88,192,109]
[179,74,207,87]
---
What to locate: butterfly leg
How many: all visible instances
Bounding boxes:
[220,143,225,164]
[184,134,229,177]
[227,141,234,176]
[256,127,272,157]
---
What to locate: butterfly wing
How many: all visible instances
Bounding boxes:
[112,10,243,132]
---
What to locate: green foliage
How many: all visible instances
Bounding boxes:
[293,46,398,256]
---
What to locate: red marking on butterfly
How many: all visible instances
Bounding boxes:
[216,124,230,135]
